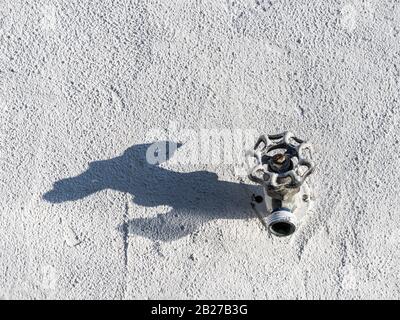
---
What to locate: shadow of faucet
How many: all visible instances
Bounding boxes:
[43,142,261,241]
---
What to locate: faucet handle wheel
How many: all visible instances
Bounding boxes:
[247,132,315,190]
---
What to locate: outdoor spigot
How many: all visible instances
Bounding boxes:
[246,132,315,237]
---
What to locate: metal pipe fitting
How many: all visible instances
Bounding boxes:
[246,132,315,237]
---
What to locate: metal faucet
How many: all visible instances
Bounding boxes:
[246,132,315,237]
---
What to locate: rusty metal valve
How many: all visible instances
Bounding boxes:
[246,132,315,237]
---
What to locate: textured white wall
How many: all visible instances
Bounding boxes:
[0,0,399,299]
